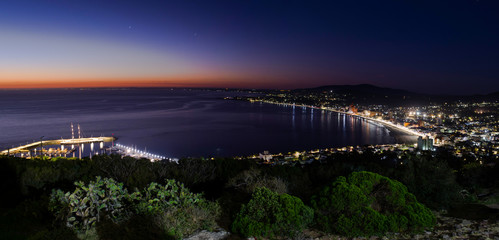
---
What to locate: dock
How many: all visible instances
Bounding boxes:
[0,136,115,156]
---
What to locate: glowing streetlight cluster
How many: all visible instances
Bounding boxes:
[114,143,166,162]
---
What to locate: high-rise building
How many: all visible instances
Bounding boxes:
[417,136,434,151]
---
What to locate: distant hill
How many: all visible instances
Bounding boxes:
[292,84,428,106]
[291,84,498,105]
[484,91,499,100]
[305,84,414,95]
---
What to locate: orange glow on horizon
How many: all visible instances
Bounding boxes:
[0,78,223,89]
[0,77,295,89]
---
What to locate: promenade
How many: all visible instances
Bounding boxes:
[256,100,425,138]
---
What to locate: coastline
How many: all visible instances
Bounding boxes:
[383,124,419,144]
[253,100,422,144]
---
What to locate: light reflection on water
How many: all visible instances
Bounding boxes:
[0,89,396,157]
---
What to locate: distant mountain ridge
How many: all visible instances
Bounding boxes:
[292,84,498,105]
[305,84,414,95]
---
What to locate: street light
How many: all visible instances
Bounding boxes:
[40,136,45,157]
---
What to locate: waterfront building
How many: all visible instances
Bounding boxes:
[417,136,434,151]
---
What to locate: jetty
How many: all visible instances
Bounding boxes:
[0,123,116,159]
[0,136,115,156]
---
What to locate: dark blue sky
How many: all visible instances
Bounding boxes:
[0,0,498,94]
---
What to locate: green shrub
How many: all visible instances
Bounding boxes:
[131,179,220,239]
[311,171,435,237]
[50,178,220,239]
[95,214,170,240]
[227,168,288,194]
[155,201,219,239]
[49,177,130,234]
[231,187,313,238]
[132,180,205,214]
[397,156,462,209]
[21,162,61,194]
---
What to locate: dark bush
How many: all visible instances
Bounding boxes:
[49,177,130,233]
[49,177,219,239]
[311,171,435,237]
[226,168,288,194]
[96,214,172,240]
[396,156,462,209]
[231,187,313,238]
[132,179,220,239]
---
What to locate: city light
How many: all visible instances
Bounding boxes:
[114,143,169,162]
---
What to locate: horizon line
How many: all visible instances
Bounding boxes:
[0,84,496,96]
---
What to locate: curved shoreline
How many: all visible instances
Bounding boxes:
[254,100,423,144]
[383,124,419,144]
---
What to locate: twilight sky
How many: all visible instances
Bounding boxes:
[0,0,498,94]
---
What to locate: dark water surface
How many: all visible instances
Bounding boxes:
[0,88,396,157]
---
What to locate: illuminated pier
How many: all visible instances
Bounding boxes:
[0,137,115,157]
[114,143,175,162]
[0,124,176,161]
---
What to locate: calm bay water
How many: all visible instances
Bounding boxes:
[0,88,396,157]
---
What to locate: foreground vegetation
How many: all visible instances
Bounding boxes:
[1,148,497,239]
[312,171,435,236]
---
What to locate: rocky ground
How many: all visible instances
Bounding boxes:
[188,214,499,240]
[186,212,499,240]
[185,229,230,240]
[301,212,499,240]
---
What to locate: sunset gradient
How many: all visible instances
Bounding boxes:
[1,1,499,94]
